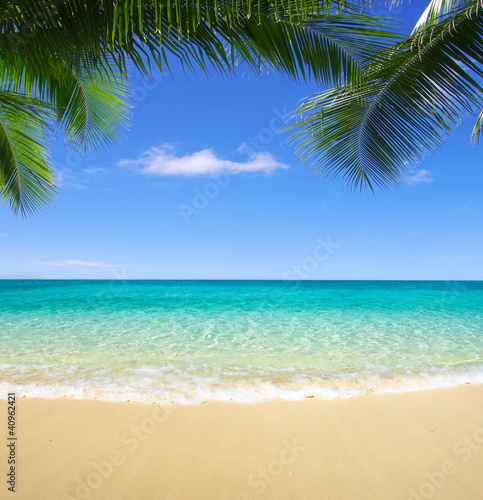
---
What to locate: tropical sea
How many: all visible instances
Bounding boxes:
[0,280,482,404]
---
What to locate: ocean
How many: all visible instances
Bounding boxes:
[0,280,482,404]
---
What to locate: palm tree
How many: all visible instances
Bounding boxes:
[0,0,399,215]
[288,0,483,190]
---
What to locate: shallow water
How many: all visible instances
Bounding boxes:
[1,280,482,404]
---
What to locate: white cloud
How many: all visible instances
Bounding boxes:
[401,169,434,186]
[118,145,289,177]
[54,169,70,187]
[84,167,108,175]
[54,169,86,189]
[38,259,116,269]
[457,199,472,211]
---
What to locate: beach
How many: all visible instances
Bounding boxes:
[2,384,483,499]
[1,280,483,498]
[3,0,483,496]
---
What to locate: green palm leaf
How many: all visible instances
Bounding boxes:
[0,0,402,214]
[0,91,55,216]
[471,108,483,145]
[412,0,461,33]
[0,0,401,89]
[226,11,402,86]
[55,65,132,153]
[0,54,131,214]
[288,0,483,190]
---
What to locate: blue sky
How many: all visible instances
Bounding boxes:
[1,1,482,280]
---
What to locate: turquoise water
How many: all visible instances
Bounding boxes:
[0,280,482,404]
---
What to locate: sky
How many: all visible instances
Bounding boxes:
[1,1,482,280]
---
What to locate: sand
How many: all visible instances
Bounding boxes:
[1,384,483,499]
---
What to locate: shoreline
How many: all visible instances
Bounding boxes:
[1,384,483,499]
[3,366,483,404]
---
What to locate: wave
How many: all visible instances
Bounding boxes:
[1,364,483,405]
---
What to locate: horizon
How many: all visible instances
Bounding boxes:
[2,278,482,282]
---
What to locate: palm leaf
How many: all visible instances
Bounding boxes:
[412,0,461,33]
[471,108,483,145]
[0,91,55,215]
[0,1,401,84]
[226,11,402,86]
[0,0,402,214]
[288,0,483,190]
[54,64,132,153]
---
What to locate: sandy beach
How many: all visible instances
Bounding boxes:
[1,384,483,500]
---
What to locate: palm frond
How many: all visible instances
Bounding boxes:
[107,1,402,86]
[227,11,402,86]
[0,0,405,214]
[55,65,132,153]
[0,91,55,215]
[471,107,483,144]
[412,0,463,33]
[287,0,483,190]
[0,1,401,84]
